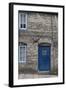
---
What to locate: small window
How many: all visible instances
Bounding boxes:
[19,43,27,63]
[19,12,27,30]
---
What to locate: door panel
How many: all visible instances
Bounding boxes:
[38,46,50,71]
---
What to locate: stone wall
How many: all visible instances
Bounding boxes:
[18,12,58,75]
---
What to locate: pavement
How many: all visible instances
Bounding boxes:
[18,73,57,79]
[18,68,57,79]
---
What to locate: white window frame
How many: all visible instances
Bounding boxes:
[18,45,27,63]
[19,12,27,30]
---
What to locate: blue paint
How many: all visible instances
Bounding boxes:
[38,46,50,71]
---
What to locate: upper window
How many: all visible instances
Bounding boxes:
[19,12,27,30]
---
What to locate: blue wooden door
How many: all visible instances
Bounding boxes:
[38,46,50,71]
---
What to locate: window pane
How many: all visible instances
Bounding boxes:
[24,14,26,24]
[20,24,22,28]
[22,14,24,24]
[24,24,26,28]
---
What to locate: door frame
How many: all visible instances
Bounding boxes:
[38,43,51,73]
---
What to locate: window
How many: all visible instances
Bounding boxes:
[19,12,27,30]
[19,43,27,63]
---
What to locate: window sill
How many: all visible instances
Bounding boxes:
[19,28,27,30]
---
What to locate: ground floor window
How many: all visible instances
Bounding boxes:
[18,42,27,63]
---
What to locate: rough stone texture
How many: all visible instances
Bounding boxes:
[18,12,58,76]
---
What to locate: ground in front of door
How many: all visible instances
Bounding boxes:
[18,68,57,79]
[18,74,57,79]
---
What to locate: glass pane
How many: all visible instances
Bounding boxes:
[20,24,22,28]
[24,14,26,24]
[24,24,26,28]
[22,15,24,23]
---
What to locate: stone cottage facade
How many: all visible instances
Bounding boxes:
[18,11,58,76]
